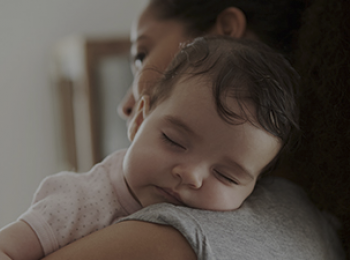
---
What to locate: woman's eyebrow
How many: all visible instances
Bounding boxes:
[131,34,149,45]
[130,35,149,54]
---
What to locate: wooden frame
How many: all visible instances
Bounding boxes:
[85,39,130,165]
[53,36,131,172]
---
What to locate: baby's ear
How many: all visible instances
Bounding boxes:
[127,96,150,141]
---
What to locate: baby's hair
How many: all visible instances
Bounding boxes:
[150,36,300,174]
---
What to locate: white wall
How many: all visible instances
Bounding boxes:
[0,0,147,228]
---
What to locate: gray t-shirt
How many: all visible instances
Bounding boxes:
[117,177,345,260]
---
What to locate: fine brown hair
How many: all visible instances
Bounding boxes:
[150,36,300,175]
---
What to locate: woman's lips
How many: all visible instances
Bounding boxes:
[156,187,185,206]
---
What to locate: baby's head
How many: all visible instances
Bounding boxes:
[123,36,299,211]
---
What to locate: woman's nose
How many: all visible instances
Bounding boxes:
[172,164,207,189]
[117,87,135,121]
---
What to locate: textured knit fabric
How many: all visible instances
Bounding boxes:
[19,149,141,256]
[118,177,345,260]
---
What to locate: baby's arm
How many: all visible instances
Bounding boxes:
[0,221,44,260]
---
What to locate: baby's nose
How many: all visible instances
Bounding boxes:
[172,164,207,189]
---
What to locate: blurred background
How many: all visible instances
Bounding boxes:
[0,0,147,228]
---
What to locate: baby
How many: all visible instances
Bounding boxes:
[0,36,299,259]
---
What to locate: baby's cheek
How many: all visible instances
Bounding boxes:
[215,187,252,211]
[193,185,239,211]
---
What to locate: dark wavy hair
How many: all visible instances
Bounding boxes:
[149,0,305,58]
[150,36,300,174]
[291,0,350,257]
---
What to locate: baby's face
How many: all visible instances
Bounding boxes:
[123,77,281,211]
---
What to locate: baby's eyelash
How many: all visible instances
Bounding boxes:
[215,170,238,185]
[161,133,187,150]
[162,133,179,147]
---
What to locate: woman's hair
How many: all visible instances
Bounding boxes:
[291,0,350,256]
[150,36,300,175]
[148,0,305,58]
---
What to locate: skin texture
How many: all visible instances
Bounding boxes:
[124,76,281,211]
[0,221,44,260]
[42,221,196,260]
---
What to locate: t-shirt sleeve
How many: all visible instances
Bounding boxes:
[18,168,123,256]
[116,178,345,260]
[117,204,214,260]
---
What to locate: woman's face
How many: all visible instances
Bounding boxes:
[118,6,193,124]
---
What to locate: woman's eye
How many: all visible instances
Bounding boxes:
[134,52,146,67]
[161,133,185,149]
[215,170,238,185]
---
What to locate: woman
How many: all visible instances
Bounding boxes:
[119,0,304,122]
[43,0,348,259]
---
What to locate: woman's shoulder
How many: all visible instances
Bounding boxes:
[118,177,345,260]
